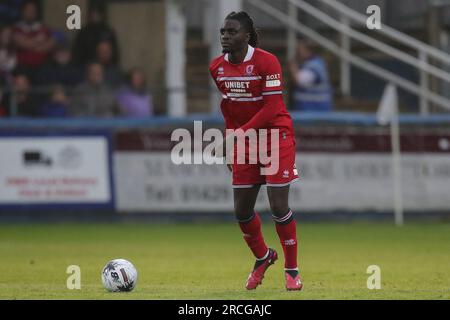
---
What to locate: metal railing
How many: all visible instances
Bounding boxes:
[246,0,450,114]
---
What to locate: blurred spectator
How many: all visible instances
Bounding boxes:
[0,78,8,117]
[40,84,68,118]
[5,71,40,117]
[289,38,333,112]
[11,0,54,76]
[95,40,123,88]
[70,62,118,117]
[34,42,82,87]
[0,26,17,83]
[72,3,120,67]
[117,68,153,117]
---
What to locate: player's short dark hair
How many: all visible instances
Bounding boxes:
[225,11,259,48]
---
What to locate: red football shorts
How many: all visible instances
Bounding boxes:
[231,132,299,188]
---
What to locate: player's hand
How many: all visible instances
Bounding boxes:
[213,133,235,158]
[212,134,234,173]
[211,149,232,172]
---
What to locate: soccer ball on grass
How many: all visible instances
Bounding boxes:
[101,259,138,292]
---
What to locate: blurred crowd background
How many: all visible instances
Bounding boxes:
[1,0,450,119]
[0,0,153,118]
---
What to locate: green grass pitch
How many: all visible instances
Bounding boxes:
[0,222,449,299]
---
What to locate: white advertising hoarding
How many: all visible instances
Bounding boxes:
[114,152,450,212]
[0,136,112,206]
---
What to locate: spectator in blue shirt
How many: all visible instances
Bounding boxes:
[289,38,333,112]
[117,68,153,117]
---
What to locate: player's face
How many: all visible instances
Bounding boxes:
[220,19,249,54]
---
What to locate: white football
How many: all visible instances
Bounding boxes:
[101,259,138,292]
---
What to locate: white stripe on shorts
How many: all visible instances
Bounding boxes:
[266,177,300,187]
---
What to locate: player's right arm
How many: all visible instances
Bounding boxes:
[209,60,234,171]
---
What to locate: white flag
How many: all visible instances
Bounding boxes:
[377,84,398,125]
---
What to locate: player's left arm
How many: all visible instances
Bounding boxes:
[238,54,284,132]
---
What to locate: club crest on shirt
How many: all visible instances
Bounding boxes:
[218,67,224,75]
[245,65,254,75]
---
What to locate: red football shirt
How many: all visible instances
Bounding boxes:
[12,21,52,67]
[209,45,294,136]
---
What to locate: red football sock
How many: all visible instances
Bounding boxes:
[273,210,298,269]
[238,212,269,259]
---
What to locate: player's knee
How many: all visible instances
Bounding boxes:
[234,208,254,221]
[234,199,255,221]
[270,202,289,218]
